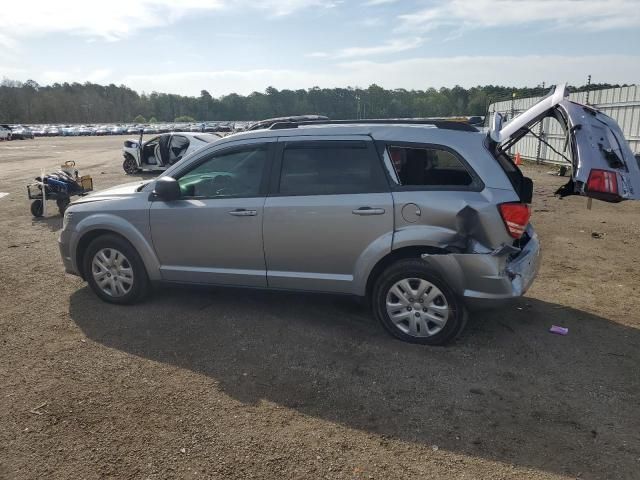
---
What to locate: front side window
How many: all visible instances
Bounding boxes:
[178,147,267,198]
[279,143,383,195]
[387,146,473,187]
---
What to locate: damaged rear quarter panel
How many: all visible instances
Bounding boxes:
[391,187,519,253]
[420,226,541,305]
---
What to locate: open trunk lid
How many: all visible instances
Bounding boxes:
[489,84,640,202]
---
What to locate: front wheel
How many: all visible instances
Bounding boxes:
[83,234,149,304]
[122,155,139,174]
[372,259,466,346]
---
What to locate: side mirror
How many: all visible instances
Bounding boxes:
[154,176,181,201]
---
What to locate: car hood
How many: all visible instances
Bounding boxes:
[72,181,147,205]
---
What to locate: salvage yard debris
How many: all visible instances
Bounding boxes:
[549,325,569,335]
[29,402,48,415]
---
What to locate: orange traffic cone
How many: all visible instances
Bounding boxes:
[514,152,523,166]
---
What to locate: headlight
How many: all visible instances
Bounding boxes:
[62,210,73,229]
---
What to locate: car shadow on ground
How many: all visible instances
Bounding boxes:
[69,286,639,478]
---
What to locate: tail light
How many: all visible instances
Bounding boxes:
[498,203,531,239]
[586,169,620,201]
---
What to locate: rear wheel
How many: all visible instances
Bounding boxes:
[83,234,149,304]
[30,199,43,217]
[372,259,466,345]
[123,155,139,174]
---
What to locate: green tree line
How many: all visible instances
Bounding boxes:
[0,78,624,124]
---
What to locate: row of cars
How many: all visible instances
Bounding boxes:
[0,124,35,140]
[0,122,244,140]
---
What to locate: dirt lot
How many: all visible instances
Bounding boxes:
[0,136,639,479]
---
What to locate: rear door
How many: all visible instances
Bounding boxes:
[490,83,640,201]
[263,136,393,294]
[168,134,190,165]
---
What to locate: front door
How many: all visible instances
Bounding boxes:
[150,140,274,286]
[263,137,393,294]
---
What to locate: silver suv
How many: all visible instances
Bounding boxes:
[58,85,640,345]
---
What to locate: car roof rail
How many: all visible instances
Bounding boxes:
[268,118,479,132]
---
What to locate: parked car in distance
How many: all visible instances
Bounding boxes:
[109,125,127,135]
[0,124,13,140]
[32,126,48,137]
[58,85,640,345]
[11,126,34,139]
[121,132,220,174]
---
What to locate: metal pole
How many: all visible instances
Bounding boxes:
[535,82,545,164]
[41,167,47,217]
[510,91,515,120]
[585,74,592,105]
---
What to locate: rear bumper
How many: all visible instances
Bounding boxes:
[421,226,541,309]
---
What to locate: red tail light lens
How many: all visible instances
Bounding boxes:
[498,203,531,239]
[586,169,619,195]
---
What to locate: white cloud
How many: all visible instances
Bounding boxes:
[357,17,384,27]
[0,0,225,42]
[115,54,640,96]
[399,0,640,32]
[0,0,337,44]
[256,0,343,17]
[86,69,114,83]
[363,0,399,5]
[308,37,424,59]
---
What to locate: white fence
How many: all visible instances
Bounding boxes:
[487,85,640,165]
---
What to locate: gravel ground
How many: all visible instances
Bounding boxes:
[1,136,639,479]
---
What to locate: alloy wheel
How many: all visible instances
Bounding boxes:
[385,278,449,337]
[91,248,134,297]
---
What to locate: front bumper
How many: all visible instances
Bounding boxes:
[421,226,541,309]
[58,228,80,276]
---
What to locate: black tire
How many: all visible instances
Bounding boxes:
[30,199,43,217]
[56,197,70,215]
[83,234,149,305]
[372,259,467,346]
[123,155,139,174]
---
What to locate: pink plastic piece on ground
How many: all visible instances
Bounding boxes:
[549,325,569,335]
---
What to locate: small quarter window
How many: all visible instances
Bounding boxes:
[387,146,473,187]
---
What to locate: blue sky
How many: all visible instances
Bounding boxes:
[1,0,639,96]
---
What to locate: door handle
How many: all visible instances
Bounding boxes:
[228,209,257,217]
[352,207,386,216]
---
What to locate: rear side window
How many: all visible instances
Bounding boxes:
[387,146,474,187]
[279,143,385,195]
